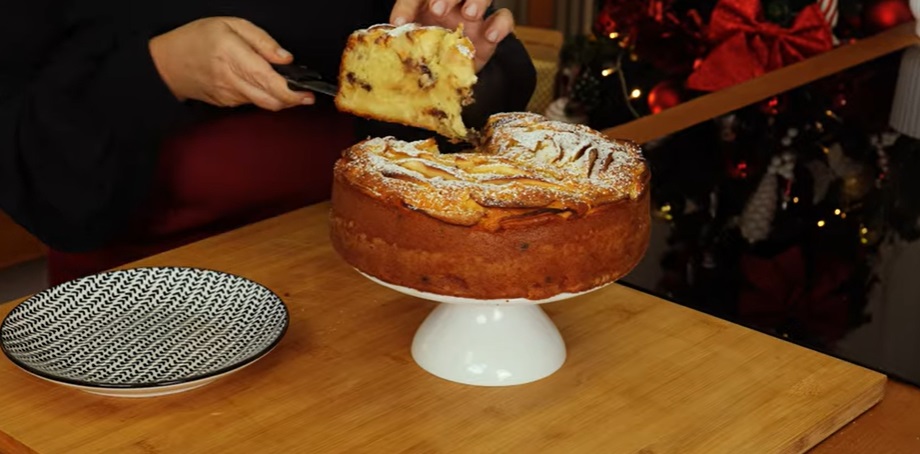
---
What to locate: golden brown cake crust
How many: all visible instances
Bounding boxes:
[331,179,650,300]
[335,112,648,229]
[329,112,651,300]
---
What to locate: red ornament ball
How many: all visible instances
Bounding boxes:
[832,92,848,110]
[759,95,789,115]
[728,161,749,179]
[863,0,913,32]
[647,80,684,114]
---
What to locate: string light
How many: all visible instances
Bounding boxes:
[655,204,673,222]
[834,209,842,216]
[608,32,619,39]
[630,88,642,99]
[601,68,615,77]
[793,197,800,204]
[817,220,826,227]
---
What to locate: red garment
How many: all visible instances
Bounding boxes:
[47,105,354,285]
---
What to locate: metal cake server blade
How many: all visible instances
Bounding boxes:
[272,64,338,97]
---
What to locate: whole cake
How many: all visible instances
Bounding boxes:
[335,23,477,140]
[329,112,651,300]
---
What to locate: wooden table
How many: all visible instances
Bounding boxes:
[814,381,920,453]
[0,203,903,453]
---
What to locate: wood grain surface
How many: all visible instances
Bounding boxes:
[0,431,37,454]
[0,203,885,453]
[813,380,920,454]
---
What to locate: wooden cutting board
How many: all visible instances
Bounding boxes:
[0,204,885,453]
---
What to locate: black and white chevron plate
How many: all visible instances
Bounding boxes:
[0,267,288,397]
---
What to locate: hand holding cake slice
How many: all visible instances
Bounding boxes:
[334,23,478,140]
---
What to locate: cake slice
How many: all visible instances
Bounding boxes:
[335,23,478,140]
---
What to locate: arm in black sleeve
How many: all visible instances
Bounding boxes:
[354,6,537,148]
[0,1,189,252]
[459,31,537,127]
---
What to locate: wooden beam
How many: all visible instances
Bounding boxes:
[604,22,920,144]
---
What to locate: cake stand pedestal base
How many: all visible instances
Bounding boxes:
[411,302,565,387]
[360,272,605,387]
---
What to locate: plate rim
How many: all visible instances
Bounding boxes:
[0,266,290,391]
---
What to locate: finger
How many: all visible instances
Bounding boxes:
[257,67,316,106]
[390,0,425,25]
[461,0,491,20]
[482,8,514,44]
[233,49,315,107]
[222,17,293,64]
[472,9,514,71]
[232,76,290,111]
[429,0,460,17]
[207,89,249,108]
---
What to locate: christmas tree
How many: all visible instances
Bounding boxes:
[549,0,920,348]
[551,0,914,130]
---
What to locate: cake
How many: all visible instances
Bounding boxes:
[329,112,651,301]
[334,23,478,140]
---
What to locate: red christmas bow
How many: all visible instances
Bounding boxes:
[687,0,833,92]
[738,246,853,344]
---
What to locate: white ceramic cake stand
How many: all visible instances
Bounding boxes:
[359,271,608,387]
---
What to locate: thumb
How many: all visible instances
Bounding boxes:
[223,18,293,64]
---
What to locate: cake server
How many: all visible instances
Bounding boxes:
[273,64,338,97]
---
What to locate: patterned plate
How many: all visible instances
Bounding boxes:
[0,267,289,398]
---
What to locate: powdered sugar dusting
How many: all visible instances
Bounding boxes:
[456,43,474,58]
[484,112,643,186]
[363,23,419,35]
[356,23,474,79]
[362,22,456,37]
[385,23,417,36]
[360,23,473,59]
[337,113,647,225]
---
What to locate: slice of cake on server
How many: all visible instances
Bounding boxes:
[334,23,478,141]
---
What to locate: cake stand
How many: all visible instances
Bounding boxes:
[359,272,608,387]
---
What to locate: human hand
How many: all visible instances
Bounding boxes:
[389,0,515,71]
[149,17,314,111]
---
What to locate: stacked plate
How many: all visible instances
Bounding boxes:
[0,267,288,398]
